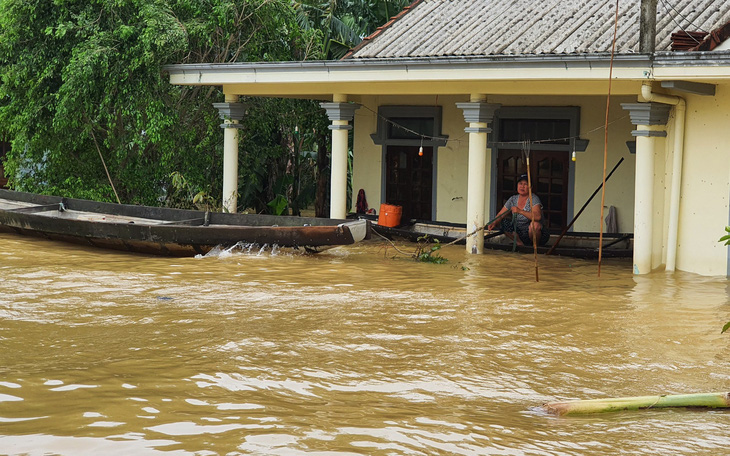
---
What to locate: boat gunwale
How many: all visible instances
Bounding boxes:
[0,189,369,255]
[0,189,350,228]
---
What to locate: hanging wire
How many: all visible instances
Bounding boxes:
[658,0,708,39]
[358,103,627,148]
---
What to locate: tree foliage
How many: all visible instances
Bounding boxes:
[0,0,319,209]
[293,0,411,59]
[0,0,408,213]
[239,96,329,215]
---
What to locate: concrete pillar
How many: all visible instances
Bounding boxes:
[213,96,247,213]
[320,97,361,219]
[639,0,658,53]
[456,97,500,254]
[621,102,671,274]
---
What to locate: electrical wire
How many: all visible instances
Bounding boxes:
[658,0,709,38]
[359,103,628,148]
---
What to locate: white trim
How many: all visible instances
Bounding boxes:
[715,40,730,51]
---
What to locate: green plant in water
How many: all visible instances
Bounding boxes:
[414,235,448,264]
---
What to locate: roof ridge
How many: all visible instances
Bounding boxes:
[342,0,426,60]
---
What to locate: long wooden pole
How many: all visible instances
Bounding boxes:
[598,0,621,277]
[546,157,624,255]
[525,145,539,282]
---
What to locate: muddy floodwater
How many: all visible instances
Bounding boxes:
[1,232,729,456]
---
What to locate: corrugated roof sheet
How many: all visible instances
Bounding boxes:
[346,0,730,59]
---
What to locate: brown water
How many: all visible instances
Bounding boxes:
[1,233,729,456]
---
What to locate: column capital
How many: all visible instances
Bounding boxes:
[456,102,501,124]
[620,102,671,126]
[320,102,361,122]
[213,102,248,121]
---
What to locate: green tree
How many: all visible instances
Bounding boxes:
[0,0,409,215]
[238,96,329,215]
[293,0,410,59]
[0,0,317,208]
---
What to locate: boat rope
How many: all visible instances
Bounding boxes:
[371,228,420,257]
[598,0,621,277]
[374,209,512,260]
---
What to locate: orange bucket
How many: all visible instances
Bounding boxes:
[378,204,402,227]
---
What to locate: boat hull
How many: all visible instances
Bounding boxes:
[0,190,369,256]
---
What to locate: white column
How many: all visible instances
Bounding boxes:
[213,97,247,213]
[621,102,670,274]
[456,98,500,254]
[330,120,349,219]
[633,126,656,274]
[222,124,239,212]
[320,97,360,219]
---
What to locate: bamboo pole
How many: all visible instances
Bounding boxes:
[526,154,539,282]
[543,392,730,416]
[598,0,621,277]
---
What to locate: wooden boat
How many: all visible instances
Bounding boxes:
[0,189,370,256]
[368,218,632,259]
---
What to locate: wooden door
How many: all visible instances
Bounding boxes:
[385,145,433,221]
[496,150,569,230]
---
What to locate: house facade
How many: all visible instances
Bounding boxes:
[166,0,730,276]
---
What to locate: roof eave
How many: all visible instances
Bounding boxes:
[163,53,730,96]
[165,53,654,74]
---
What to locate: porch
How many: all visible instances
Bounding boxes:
[166,55,730,276]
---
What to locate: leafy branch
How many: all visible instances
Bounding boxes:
[719,226,730,333]
[414,236,448,264]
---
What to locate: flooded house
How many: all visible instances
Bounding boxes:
[166,0,730,276]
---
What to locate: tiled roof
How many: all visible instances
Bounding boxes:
[346,0,730,59]
[688,19,730,50]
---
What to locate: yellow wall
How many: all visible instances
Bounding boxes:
[673,83,730,276]
[352,95,473,221]
[436,97,471,222]
[353,94,637,234]
[352,104,381,211]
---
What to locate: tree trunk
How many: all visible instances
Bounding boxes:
[315,139,329,218]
